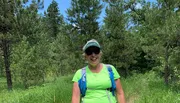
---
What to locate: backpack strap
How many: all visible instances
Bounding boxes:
[106,64,116,96]
[78,67,87,97]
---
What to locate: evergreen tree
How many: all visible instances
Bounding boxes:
[0,53,3,77]
[67,0,103,39]
[0,0,18,90]
[103,0,137,76]
[10,0,46,88]
[45,0,64,38]
[66,0,103,71]
[16,0,44,45]
[129,0,180,85]
[0,0,45,89]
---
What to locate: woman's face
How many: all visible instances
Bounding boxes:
[85,46,101,66]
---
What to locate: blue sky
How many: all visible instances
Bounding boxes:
[39,0,156,23]
[38,0,71,17]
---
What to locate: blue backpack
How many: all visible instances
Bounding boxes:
[78,64,116,97]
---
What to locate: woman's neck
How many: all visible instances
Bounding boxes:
[88,63,102,73]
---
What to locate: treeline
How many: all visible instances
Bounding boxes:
[0,0,179,90]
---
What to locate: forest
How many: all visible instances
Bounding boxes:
[0,0,179,103]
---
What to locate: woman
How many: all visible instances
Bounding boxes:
[72,39,126,103]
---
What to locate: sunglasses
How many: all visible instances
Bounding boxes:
[85,47,100,55]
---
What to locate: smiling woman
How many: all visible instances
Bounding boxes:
[71,39,126,103]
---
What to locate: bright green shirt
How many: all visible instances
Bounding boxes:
[72,64,120,103]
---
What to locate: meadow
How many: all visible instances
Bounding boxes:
[0,71,179,103]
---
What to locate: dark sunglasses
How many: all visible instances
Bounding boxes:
[85,47,100,55]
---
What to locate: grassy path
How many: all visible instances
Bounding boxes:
[127,95,139,103]
[0,72,179,103]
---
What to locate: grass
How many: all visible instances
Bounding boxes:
[122,71,180,103]
[0,75,73,103]
[0,72,179,103]
[0,77,7,92]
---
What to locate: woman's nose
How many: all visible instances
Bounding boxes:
[91,52,96,56]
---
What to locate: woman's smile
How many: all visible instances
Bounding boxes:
[90,57,98,62]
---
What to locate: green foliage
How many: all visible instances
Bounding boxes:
[6,0,46,89]
[129,0,180,85]
[169,47,180,91]
[0,0,16,34]
[65,0,104,74]
[102,0,137,76]
[1,72,179,103]
[48,33,75,76]
[67,0,102,37]
[0,77,6,92]
[0,75,72,103]
[11,37,45,88]
[45,0,64,38]
[130,51,159,73]
[0,0,179,92]
[0,55,4,77]
[0,0,19,90]
[16,1,43,45]
[122,71,180,103]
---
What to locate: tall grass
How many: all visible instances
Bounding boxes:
[0,75,73,103]
[0,72,179,103]
[122,71,180,103]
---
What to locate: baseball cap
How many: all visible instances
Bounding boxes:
[83,39,101,52]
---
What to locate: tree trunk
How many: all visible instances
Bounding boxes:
[125,67,130,77]
[0,62,3,77]
[2,39,12,90]
[164,43,170,85]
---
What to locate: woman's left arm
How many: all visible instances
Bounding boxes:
[115,79,126,103]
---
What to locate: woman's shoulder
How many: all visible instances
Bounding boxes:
[75,66,88,74]
[72,66,87,82]
[103,63,118,72]
[103,63,115,68]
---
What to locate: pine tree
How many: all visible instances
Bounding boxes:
[0,0,18,90]
[67,0,103,39]
[16,0,44,45]
[45,0,64,38]
[103,0,137,76]
[129,0,180,85]
[0,0,44,89]
[66,0,103,70]
[11,0,46,88]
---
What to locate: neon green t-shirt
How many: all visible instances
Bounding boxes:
[72,64,120,103]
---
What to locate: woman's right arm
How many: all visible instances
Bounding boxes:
[71,82,80,103]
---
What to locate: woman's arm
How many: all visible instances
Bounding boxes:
[116,79,126,103]
[71,82,80,103]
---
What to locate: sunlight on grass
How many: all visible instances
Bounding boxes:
[122,71,180,103]
[0,73,179,103]
[0,75,73,103]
